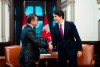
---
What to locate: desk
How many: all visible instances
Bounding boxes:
[40,54,58,59]
[0,56,5,67]
[38,52,58,67]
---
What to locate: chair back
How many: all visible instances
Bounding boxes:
[78,44,94,66]
[5,45,22,67]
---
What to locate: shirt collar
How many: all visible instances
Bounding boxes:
[28,24,34,29]
[59,20,64,26]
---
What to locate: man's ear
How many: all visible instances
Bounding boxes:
[60,16,63,19]
[30,21,32,23]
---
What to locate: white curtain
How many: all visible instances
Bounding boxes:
[5,4,10,42]
[0,1,10,42]
[67,6,71,21]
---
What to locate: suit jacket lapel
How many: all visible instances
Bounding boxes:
[64,21,66,38]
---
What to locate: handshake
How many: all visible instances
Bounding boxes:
[38,38,53,51]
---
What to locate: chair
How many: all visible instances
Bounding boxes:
[5,45,39,67]
[5,45,21,67]
[77,44,95,67]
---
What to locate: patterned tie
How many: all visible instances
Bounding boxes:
[59,24,63,37]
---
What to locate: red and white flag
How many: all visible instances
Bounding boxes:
[42,14,52,44]
[20,13,27,46]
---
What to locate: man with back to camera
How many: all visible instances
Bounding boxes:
[51,9,82,67]
[18,14,53,67]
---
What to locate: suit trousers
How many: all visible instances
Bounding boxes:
[19,57,36,67]
[20,61,36,67]
[58,49,78,67]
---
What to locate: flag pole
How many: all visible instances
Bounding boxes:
[44,1,46,14]
[42,1,52,45]
[23,1,25,13]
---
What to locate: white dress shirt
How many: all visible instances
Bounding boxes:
[59,20,64,35]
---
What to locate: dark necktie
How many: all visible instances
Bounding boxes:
[59,24,63,37]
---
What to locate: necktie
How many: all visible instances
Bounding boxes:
[59,24,63,37]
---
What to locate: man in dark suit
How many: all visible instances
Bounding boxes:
[18,14,53,67]
[52,10,82,67]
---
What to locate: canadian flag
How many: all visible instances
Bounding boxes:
[20,13,27,46]
[42,14,52,44]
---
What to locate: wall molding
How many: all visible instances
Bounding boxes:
[82,41,100,45]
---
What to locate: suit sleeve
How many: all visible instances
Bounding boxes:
[51,26,58,48]
[26,29,48,48]
[71,22,82,51]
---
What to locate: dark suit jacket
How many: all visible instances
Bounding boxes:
[52,21,82,57]
[18,24,48,63]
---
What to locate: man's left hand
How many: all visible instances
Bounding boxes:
[77,51,82,57]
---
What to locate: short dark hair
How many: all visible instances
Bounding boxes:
[27,14,37,23]
[54,9,64,19]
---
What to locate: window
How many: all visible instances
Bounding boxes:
[25,6,33,16]
[35,6,43,16]
[36,21,43,37]
[25,1,44,37]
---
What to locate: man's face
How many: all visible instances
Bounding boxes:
[31,16,38,26]
[53,14,62,23]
